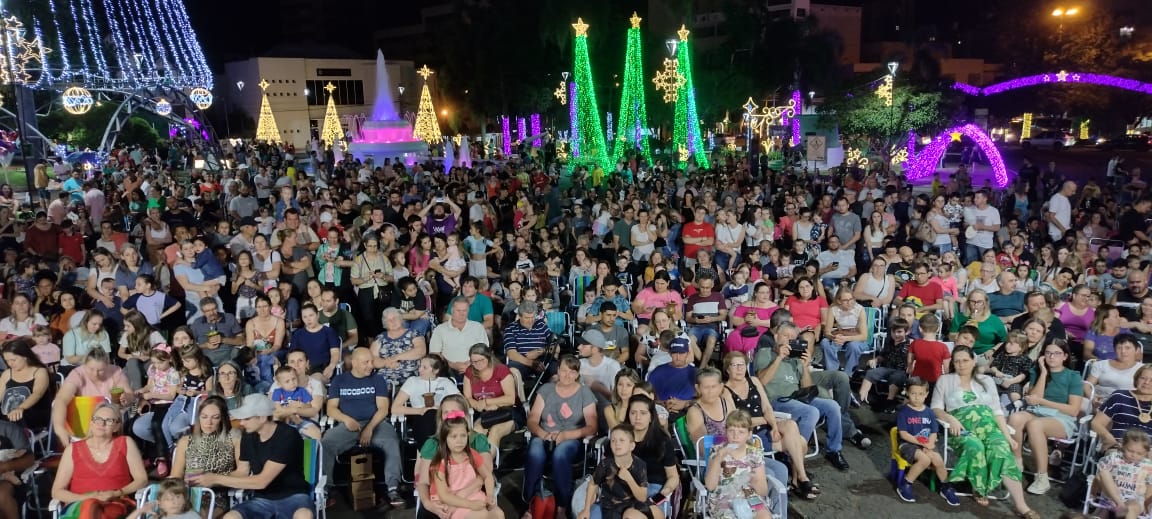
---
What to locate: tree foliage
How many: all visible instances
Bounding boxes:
[818,83,955,152]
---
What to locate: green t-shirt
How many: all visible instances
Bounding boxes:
[419,431,491,459]
[950,310,1007,355]
[1027,368,1084,405]
[756,349,803,400]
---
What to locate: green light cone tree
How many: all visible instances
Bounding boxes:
[570,18,611,172]
[672,26,709,169]
[613,13,652,165]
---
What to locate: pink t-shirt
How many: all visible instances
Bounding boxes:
[785,296,828,330]
[634,288,684,319]
[933,277,959,299]
[64,365,131,399]
[146,365,180,404]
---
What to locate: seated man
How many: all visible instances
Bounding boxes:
[895,263,945,313]
[318,288,359,350]
[189,299,245,366]
[321,348,406,507]
[502,301,555,381]
[188,394,315,519]
[0,420,33,519]
[584,277,635,327]
[686,273,728,366]
[452,276,495,336]
[429,299,489,376]
[646,334,697,420]
[816,236,856,292]
[756,321,851,471]
[987,271,1026,324]
[587,302,631,365]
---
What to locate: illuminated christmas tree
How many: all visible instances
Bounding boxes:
[672,26,709,169]
[570,18,611,171]
[319,82,344,146]
[412,65,443,143]
[613,12,652,165]
[255,79,281,142]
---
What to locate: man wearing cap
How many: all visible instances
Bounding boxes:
[322,347,407,506]
[503,301,554,380]
[646,333,697,420]
[188,394,315,519]
[229,216,259,257]
[577,328,621,401]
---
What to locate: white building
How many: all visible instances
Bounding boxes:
[222,54,420,149]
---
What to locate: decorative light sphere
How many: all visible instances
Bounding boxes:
[61,86,94,115]
[155,98,172,116]
[188,87,213,110]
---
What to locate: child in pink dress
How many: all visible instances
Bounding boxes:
[430,411,502,519]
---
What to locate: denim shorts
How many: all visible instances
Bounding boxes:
[232,493,314,519]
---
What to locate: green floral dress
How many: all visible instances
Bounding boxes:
[947,391,1022,496]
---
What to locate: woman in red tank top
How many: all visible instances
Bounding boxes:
[51,402,148,519]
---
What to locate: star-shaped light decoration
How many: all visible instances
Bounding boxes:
[1056,70,1069,82]
[417,65,434,81]
[1071,74,1081,81]
[875,75,894,106]
[1043,75,1051,82]
[677,144,689,158]
[677,24,690,42]
[629,12,642,29]
[890,148,909,167]
[742,97,759,114]
[652,58,686,103]
[553,80,567,105]
[950,131,963,142]
[573,18,589,37]
[324,82,336,95]
[845,147,870,169]
[258,78,270,91]
[0,15,51,85]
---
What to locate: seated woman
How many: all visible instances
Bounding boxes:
[207,360,256,412]
[373,307,427,390]
[170,395,240,478]
[703,410,774,519]
[817,291,869,374]
[394,355,461,447]
[1085,304,1128,361]
[115,311,164,390]
[781,277,827,358]
[724,282,779,356]
[622,395,679,513]
[0,338,54,429]
[51,348,134,447]
[416,395,494,519]
[50,402,149,519]
[720,352,816,500]
[1007,341,1084,495]
[578,423,665,519]
[948,289,1008,364]
[1091,365,1152,452]
[605,369,643,429]
[1086,333,1142,407]
[463,344,522,453]
[932,346,1038,516]
[524,355,598,519]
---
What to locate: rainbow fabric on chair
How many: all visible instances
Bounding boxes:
[66,396,108,439]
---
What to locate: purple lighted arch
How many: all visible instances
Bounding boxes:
[954,72,1152,96]
[904,124,1010,188]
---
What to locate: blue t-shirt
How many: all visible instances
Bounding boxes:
[289,326,341,371]
[328,372,390,422]
[271,386,313,407]
[193,249,227,280]
[896,404,937,447]
[647,363,696,401]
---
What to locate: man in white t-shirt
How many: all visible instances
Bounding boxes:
[1046,181,1077,241]
[963,190,1001,264]
[577,329,621,402]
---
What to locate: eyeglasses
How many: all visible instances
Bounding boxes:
[91,417,121,426]
[218,371,237,377]
[969,300,986,304]
[728,363,747,369]
[1044,351,1065,357]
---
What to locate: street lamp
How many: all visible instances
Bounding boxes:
[887,61,899,76]
[665,39,679,57]
[1052,7,1080,17]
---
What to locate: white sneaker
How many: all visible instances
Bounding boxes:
[1027,474,1051,495]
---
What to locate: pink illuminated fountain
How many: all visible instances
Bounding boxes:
[348,51,429,164]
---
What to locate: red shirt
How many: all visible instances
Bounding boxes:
[909,339,950,382]
[465,363,513,403]
[681,221,715,260]
[897,281,944,308]
[58,232,85,264]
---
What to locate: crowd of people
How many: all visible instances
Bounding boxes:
[0,140,1148,519]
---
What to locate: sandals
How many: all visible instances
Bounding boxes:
[1017,510,1040,519]
[793,480,820,500]
[973,495,989,506]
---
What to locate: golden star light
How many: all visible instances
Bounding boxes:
[629,12,642,29]
[417,65,434,81]
[677,24,690,42]
[876,75,894,106]
[573,18,589,37]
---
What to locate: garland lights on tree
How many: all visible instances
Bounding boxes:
[255,79,281,142]
[569,18,611,171]
[319,82,344,146]
[672,25,709,169]
[613,12,652,165]
[412,65,443,143]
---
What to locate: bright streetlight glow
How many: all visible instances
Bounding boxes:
[1052,6,1080,16]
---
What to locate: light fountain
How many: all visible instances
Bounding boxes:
[348,50,429,164]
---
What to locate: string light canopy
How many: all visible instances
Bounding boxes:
[904,123,1009,188]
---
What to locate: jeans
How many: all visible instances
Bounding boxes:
[524,437,583,508]
[321,419,404,489]
[688,326,720,348]
[818,339,870,374]
[772,396,843,452]
[964,244,990,265]
[590,483,667,519]
[256,351,277,385]
[404,317,432,338]
[714,251,737,273]
[161,395,195,447]
[810,370,861,440]
[131,403,173,458]
[231,492,314,519]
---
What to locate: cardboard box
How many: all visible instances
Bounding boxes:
[350,452,375,482]
[350,480,376,511]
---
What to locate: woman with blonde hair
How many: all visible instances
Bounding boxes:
[606,368,643,429]
[51,402,149,519]
[949,288,1007,362]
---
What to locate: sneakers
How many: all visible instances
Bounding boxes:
[825,451,850,471]
[895,479,916,502]
[850,431,872,449]
[388,487,407,507]
[1026,474,1051,495]
[940,484,960,506]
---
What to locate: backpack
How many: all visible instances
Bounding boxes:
[530,483,556,519]
[1059,470,1087,509]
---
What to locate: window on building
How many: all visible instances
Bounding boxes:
[306,79,365,106]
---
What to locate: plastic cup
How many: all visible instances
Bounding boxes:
[109,387,124,402]
[422,393,435,408]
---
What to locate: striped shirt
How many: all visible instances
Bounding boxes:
[1100,390,1152,441]
[502,318,552,357]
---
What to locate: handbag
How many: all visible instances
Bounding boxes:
[740,325,761,338]
[478,407,515,429]
[780,386,819,404]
